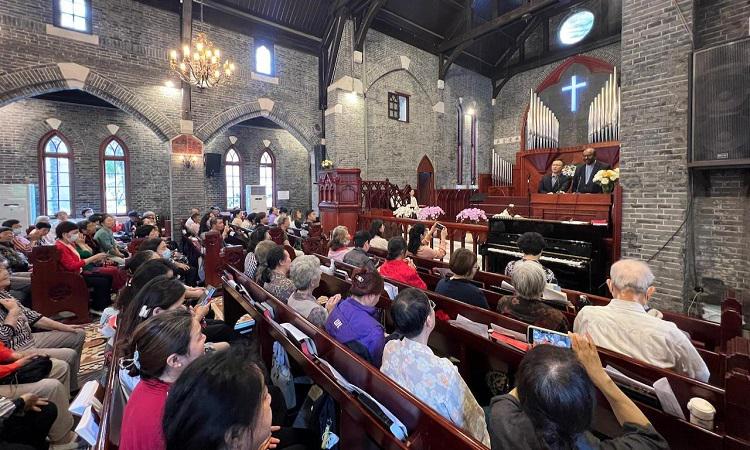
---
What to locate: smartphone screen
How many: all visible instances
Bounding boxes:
[528,326,572,348]
[198,285,217,306]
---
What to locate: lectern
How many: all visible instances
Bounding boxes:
[318,168,362,235]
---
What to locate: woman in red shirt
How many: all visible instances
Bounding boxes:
[378,237,427,289]
[54,221,112,312]
[119,308,205,450]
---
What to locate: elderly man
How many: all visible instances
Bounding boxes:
[574,259,710,382]
[572,147,611,193]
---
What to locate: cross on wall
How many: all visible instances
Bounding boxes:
[561,75,587,112]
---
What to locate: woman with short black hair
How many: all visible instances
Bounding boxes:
[381,288,490,445]
[435,248,488,309]
[378,237,426,289]
[504,231,557,285]
[488,334,669,450]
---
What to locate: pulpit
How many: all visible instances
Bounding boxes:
[318,168,362,235]
[530,193,612,222]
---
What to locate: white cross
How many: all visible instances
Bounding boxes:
[561,75,587,112]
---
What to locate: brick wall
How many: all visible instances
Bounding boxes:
[620,0,694,310]
[695,0,750,49]
[203,124,312,214]
[0,0,320,228]
[325,23,493,190]
[0,98,170,217]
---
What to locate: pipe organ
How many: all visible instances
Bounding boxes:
[526,89,559,150]
[588,67,620,143]
[491,150,513,186]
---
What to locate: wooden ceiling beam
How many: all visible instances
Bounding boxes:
[437,0,557,53]
[492,15,540,67]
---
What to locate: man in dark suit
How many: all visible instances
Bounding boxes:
[572,147,611,193]
[538,159,572,193]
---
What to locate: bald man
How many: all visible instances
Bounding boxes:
[573,259,709,382]
[572,147,610,193]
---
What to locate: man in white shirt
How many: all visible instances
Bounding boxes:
[574,259,710,382]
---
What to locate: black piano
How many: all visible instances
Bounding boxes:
[480,217,609,294]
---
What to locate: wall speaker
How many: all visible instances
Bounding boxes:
[691,37,750,166]
[204,153,222,177]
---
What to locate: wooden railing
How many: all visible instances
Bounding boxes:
[358,213,488,259]
[360,179,412,210]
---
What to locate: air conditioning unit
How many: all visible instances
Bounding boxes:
[245,185,267,213]
[0,184,38,226]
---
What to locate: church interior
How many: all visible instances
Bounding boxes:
[0,0,748,449]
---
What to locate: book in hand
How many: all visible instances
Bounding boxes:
[69,380,103,416]
[449,314,490,339]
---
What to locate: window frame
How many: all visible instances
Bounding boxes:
[387,92,409,123]
[259,149,276,208]
[225,147,243,210]
[38,130,76,216]
[100,136,130,215]
[53,0,93,34]
[254,40,275,77]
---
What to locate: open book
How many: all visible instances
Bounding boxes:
[449,314,490,339]
[500,281,572,307]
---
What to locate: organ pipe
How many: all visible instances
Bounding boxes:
[588,67,620,143]
[491,150,513,186]
[525,89,559,150]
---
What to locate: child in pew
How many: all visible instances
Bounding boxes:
[163,347,318,450]
[381,288,491,446]
[119,309,206,450]
[487,334,669,450]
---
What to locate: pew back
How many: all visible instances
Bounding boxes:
[30,245,90,323]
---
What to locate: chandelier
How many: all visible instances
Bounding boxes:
[169,32,235,89]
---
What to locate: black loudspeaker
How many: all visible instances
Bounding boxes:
[691,37,750,166]
[204,153,222,177]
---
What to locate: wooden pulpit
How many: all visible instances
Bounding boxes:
[318,168,362,235]
[530,193,612,222]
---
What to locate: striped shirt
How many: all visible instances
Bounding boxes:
[0,298,43,351]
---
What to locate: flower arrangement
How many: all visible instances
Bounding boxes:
[393,205,417,219]
[456,208,488,223]
[593,168,620,193]
[561,164,577,177]
[416,206,445,221]
[321,159,334,170]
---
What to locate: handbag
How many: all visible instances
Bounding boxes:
[0,355,53,385]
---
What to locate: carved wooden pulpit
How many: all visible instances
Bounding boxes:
[318,168,362,236]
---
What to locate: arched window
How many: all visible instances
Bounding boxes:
[101,137,129,215]
[259,150,275,208]
[39,132,73,215]
[225,148,242,210]
[255,44,273,75]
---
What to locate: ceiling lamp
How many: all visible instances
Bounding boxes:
[168,2,234,89]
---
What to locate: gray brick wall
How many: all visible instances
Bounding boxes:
[325,23,493,190]
[0,98,170,219]
[620,0,694,310]
[695,0,750,49]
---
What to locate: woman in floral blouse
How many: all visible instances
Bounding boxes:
[381,288,490,446]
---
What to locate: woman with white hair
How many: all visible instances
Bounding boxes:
[496,260,569,332]
[287,255,341,327]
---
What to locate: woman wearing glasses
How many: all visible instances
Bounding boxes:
[380,288,490,446]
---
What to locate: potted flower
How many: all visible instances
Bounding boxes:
[593,168,620,193]
[416,206,445,221]
[456,208,488,224]
[321,159,334,170]
[394,205,417,219]
[562,164,576,177]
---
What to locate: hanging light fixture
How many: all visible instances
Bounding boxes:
[169,2,235,89]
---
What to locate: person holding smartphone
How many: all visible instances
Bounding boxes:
[406,223,448,261]
[487,333,668,449]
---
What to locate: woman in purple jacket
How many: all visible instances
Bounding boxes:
[325,268,385,366]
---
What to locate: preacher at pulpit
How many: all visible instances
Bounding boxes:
[538,160,572,194]
[572,147,611,193]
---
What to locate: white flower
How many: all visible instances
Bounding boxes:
[601,178,610,185]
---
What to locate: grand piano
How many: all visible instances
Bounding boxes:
[481,217,610,294]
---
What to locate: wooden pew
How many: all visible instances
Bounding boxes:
[221,268,488,450]
[95,335,125,450]
[312,254,748,449]
[381,252,743,353]
[30,245,90,324]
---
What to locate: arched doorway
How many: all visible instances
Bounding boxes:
[416,155,435,205]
